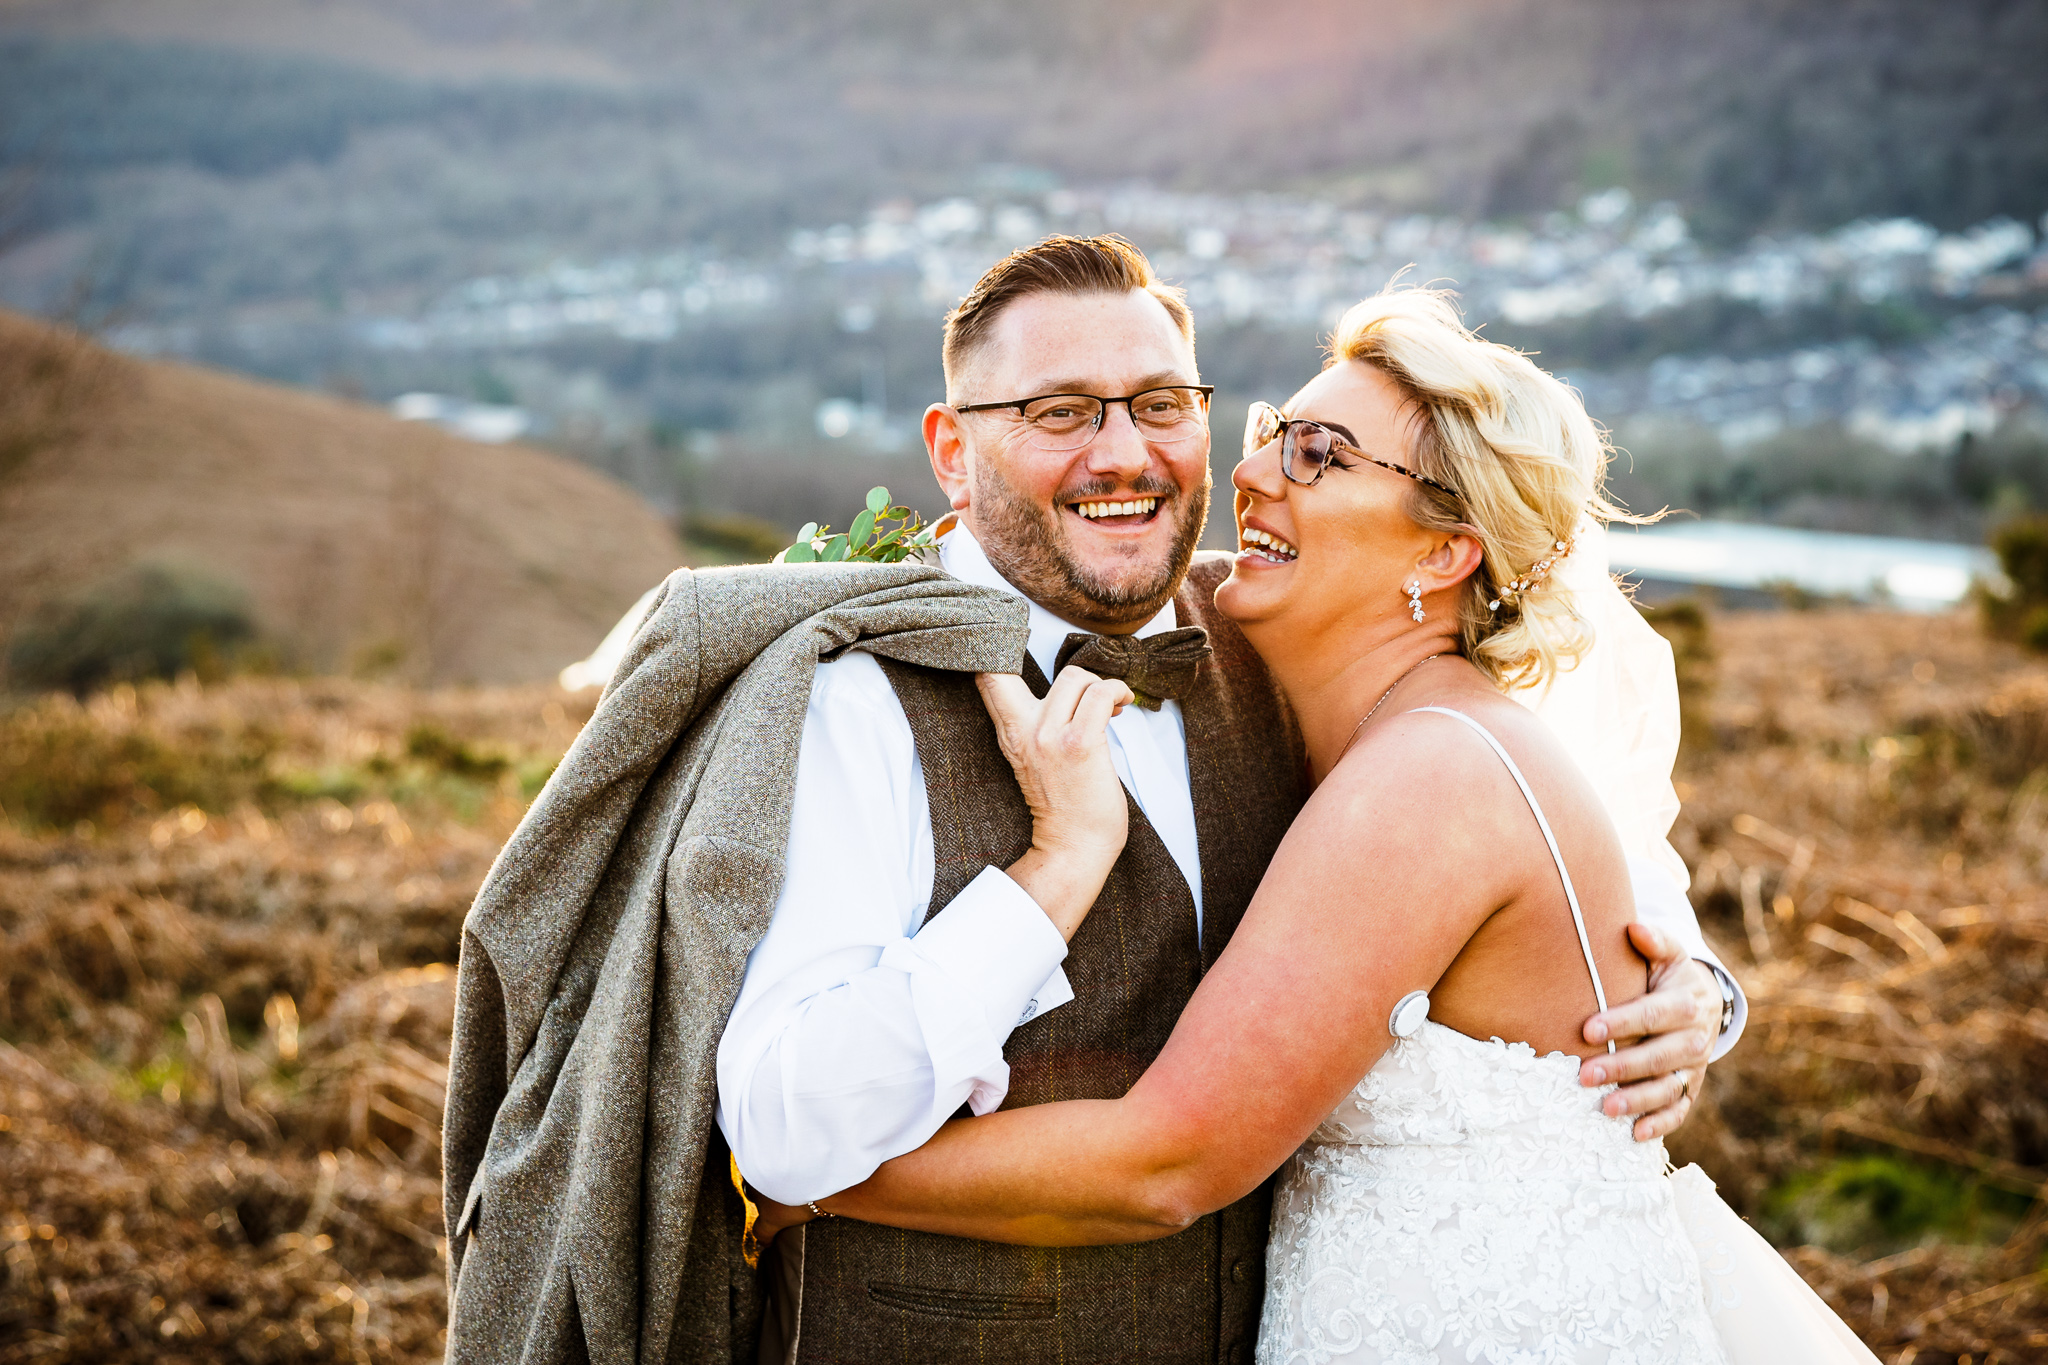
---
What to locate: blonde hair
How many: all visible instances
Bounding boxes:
[1329,286,1630,690]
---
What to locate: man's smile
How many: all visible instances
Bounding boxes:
[1067,495,1164,529]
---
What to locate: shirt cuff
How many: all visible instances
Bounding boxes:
[1703,961,1747,1062]
[908,865,1070,1022]
[876,866,1072,1111]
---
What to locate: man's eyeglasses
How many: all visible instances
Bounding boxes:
[954,386,1214,453]
[1243,400,1462,500]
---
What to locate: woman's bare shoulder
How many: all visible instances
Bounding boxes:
[1362,690,1596,804]
[1268,693,1540,911]
[1292,688,1613,898]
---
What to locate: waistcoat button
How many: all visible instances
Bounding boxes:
[1230,1257,1248,1284]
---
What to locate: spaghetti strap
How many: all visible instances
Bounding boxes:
[1408,706,1613,1048]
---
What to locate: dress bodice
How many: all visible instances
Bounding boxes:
[1308,1020,1668,1185]
[1256,708,1727,1365]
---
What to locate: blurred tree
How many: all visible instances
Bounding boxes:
[1983,515,2048,651]
[7,563,258,693]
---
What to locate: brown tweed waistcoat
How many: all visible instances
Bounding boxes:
[789,555,1306,1365]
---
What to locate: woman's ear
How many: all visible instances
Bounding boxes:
[1419,532,1486,594]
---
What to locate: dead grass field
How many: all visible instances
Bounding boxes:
[1,608,2044,1363]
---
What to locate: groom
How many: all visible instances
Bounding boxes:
[717,234,1743,1364]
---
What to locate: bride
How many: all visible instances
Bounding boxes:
[754,289,1867,1363]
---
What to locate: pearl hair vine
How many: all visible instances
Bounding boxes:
[1485,535,1575,613]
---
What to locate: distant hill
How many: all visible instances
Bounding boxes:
[0,310,682,684]
[1,0,2042,322]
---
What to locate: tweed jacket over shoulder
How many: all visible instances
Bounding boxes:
[440,562,1030,1365]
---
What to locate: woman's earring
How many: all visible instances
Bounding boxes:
[1406,581,1426,623]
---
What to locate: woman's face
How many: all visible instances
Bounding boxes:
[1215,360,1442,640]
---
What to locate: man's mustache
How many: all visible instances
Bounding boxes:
[1057,475,1179,504]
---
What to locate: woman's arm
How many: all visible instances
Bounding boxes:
[798,713,1530,1245]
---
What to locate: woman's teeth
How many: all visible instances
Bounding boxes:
[1240,527,1298,563]
[1074,497,1159,520]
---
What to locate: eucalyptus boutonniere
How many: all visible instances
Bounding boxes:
[779,486,939,563]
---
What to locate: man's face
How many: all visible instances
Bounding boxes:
[930,289,1211,634]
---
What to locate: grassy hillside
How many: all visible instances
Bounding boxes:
[0,607,2044,1359]
[0,311,681,685]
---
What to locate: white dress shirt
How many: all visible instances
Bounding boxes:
[716,525,1203,1203]
[715,526,1744,1205]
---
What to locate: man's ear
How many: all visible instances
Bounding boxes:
[1420,532,1486,593]
[926,404,973,513]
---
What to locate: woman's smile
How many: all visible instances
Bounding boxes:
[1237,518,1300,566]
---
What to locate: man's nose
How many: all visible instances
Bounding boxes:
[1084,402,1151,481]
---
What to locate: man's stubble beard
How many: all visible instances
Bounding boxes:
[971,458,1211,630]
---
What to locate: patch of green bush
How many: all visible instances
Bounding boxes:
[404,723,509,779]
[680,510,790,564]
[6,563,259,693]
[1981,515,2048,650]
[1763,1154,2031,1255]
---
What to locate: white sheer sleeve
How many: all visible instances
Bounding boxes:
[1509,520,1748,1057]
[1507,518,1690,891]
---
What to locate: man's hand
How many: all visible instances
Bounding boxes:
[1578,922,1721,1141]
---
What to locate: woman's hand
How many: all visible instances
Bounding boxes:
[978,667,1134,941]
[749,1194,814,1251]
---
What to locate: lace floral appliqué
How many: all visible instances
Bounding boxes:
[1257,1022,1729,1365]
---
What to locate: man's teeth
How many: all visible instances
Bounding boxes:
[1240,528,1299,562]
[1074,496,1160,520]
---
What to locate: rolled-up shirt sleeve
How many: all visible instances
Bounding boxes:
[1627,852,1748,1060]
[716,652,1071,1205]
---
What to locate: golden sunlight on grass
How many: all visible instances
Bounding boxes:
[0,608,2043,1361]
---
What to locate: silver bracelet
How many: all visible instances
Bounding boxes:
[806,1201,834,1218]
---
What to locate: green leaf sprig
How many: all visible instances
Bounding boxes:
[781,486,939,564]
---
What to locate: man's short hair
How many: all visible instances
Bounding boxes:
[942,235,1194,393]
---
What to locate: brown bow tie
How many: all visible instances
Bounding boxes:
[1054,628,1212,711]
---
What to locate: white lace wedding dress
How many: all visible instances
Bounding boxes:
[1257,708,1729,1365]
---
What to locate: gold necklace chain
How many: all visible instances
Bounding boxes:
[1337,653,1443,765]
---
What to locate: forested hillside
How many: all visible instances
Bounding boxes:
[2,0,2043,320]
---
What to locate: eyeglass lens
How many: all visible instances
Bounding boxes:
[1283,424,1338,485]
[1243,403,1335,486]
[1020,388,1207,451]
